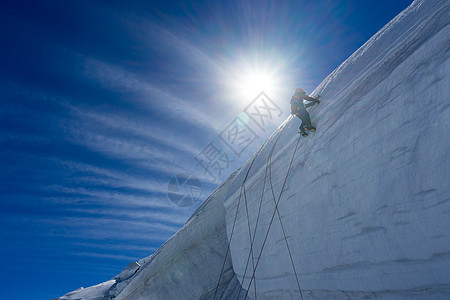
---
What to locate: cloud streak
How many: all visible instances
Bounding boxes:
[81,58,222,132]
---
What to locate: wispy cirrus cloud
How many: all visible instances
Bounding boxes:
[68,107,203,158]
[41,157,218,200]
[143,23,227,76]
[33,214,185,242]
[72,241,158,253]
[81,58,222,132]
[70,251,141,262]
[62,127,216,184]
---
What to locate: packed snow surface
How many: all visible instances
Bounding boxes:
[57,0,450,299]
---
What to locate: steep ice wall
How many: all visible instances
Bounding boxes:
[226,0,450,298]
[58,0,450,299]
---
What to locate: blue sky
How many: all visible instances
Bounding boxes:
[0,0,412,298]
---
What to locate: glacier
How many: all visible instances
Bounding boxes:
[57,0,450,299]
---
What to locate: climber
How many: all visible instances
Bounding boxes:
[290,88,320,137]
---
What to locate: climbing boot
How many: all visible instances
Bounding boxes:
[299,129,308,137]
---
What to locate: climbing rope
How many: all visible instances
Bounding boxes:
[212,154,260,300]
[244,133,302,300]
[242,185,257,298]
[236,119,289,299]
[212,127,276,299]
[268,141,303,300]
[212,117,292,300]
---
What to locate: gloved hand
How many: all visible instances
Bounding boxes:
[315,95,321,104]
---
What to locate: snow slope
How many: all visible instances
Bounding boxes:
[227,0,450,298]
[57,0,450,299]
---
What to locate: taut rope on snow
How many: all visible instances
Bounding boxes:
[211,150,260,300]
[212,124,276,300]
[212,116,293,300]
[213,114,306,300]
[268,139,303,300]
[244,133,303,300]
[237,118,303,299]
[236,121,285,299]
[242,184,258,298]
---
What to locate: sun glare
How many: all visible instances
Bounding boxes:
[222,52,293,106]
[230,65,284,102]
[241,71,275,99]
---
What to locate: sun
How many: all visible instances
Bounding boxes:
[220,52,292,107]
[240,71,275,99]
[230,64,282,102]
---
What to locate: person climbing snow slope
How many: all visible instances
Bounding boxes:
[290,88,320,137]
